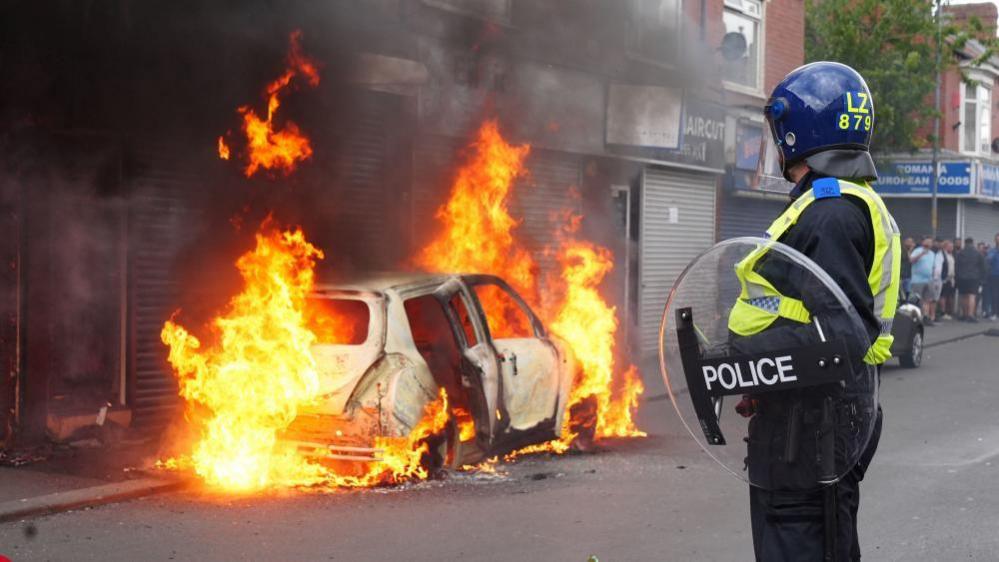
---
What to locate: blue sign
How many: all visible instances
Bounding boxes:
[980,163,999,198]
[874,161,972,195]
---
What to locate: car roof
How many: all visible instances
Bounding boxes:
[313,271,458,293]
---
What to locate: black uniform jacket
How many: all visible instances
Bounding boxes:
[733,172,881,490]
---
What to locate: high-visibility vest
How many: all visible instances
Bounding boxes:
[728,177,902,365]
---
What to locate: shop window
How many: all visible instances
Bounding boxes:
[723,0,763,92]
[629,0,681,64]
[961,80,992,156]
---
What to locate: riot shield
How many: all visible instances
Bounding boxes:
[659,237,878,491]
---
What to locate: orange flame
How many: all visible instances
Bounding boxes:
[160,220,462,491]
[218,136,231,160]
[221,30,319,177]
[415,120,537,337]
[160,222,327,491]
[416,120,644,453]
[548,237,645,442]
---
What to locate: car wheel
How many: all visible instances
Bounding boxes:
[422,418,461,474]
[899,329,923,368]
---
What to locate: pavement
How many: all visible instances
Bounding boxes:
[0,328,996,561]
[0,440,179,525]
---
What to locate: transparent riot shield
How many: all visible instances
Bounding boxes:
[659,237,878,491]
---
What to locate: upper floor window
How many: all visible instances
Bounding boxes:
[723,0,763,92]
[961,80,992,156]
[629,0,681,64]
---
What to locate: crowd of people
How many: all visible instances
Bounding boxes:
[901,233,999,325]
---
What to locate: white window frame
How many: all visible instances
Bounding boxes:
[960,73,993,156]
[722,0,766,96]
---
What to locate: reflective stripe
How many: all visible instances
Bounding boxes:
[747,296,781,313]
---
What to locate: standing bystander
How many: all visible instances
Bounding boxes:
[901,237,915,296]
[939,239,955,319]
[910,236,941,325]
[955,237,986,322]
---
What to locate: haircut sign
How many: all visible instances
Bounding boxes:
[659,238,878,490]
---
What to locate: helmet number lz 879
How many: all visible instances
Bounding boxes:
[838,91,872,131]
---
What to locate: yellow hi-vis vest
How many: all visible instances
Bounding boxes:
[728,178,902,365]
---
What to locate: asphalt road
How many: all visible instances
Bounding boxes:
[2,333,997,562]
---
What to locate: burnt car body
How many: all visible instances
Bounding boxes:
[889,294,924,369]
[283,273,574,467]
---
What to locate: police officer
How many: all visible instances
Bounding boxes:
[729,62,901,561]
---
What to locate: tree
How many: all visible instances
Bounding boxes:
[805,0,995,153]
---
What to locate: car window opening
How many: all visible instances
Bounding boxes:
[471,283,533,339]
[305,298,370,345]
[403,295,469,411]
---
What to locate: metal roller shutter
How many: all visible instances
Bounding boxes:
[328,92,406,269]
[718,194,785,240]
[411,134,462,248]
[962,200,999,245]
[128,147,201,433]
[884,199,958,240]
[513,150,582,282]
[639,167,717,354]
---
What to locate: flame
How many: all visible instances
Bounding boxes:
[416,120,644,454]
[415,120,537,337]
[218,136,231,160]
[160,221,327,491]
[160,220,462,491]
[548,238,646,442]
[453,406,477,442]
[220,30,320,177]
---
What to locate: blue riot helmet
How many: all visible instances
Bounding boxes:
[758,62,878,185]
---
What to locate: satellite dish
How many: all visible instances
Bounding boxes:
[721,32,748,61]
[991,137,999,153]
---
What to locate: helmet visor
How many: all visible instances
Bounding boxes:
[753,128,794,193]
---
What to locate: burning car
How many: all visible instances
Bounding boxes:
[282,272,575,470]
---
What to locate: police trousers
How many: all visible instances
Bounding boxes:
[750,407,883,562]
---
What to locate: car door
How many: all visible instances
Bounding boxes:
[431,280,502,447]
[463,276,562,441]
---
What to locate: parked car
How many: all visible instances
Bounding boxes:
[282,273,574,470]
[890,293,924,369]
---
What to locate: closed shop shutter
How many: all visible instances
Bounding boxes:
[128,146,201,433]
[512,150,581,283]
[326,91,407,269]
[718,193,786,240]
[884,199,958,240]
[411,134,463,249]
[638,167,717,354]
[962,200,999,245]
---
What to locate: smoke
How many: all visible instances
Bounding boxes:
[0,0,731,439]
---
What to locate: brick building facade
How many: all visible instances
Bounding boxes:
[875,2,999,246]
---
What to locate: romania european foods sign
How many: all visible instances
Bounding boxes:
[874,161,972,196]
